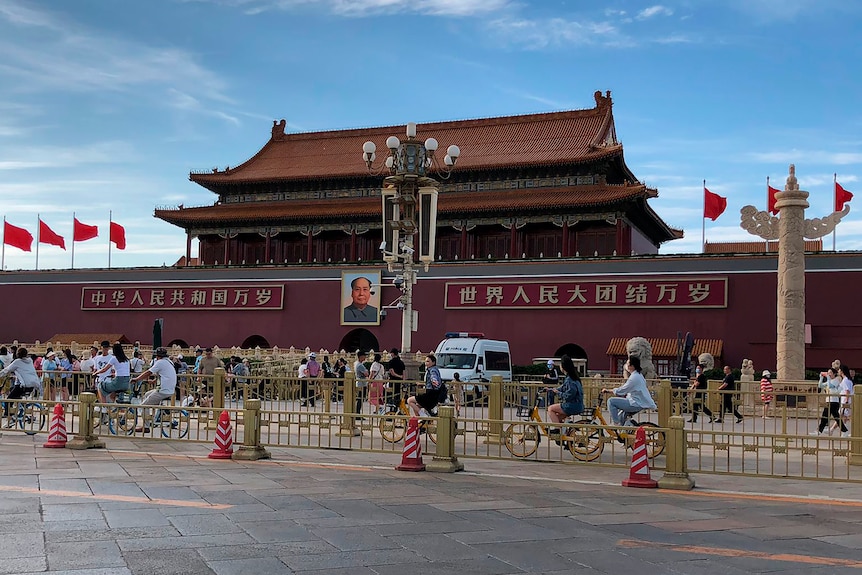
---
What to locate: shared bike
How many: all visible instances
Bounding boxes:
[379,395,437,444]
[568,399,666,462]
[2,388,46,436]
[503,396,665,461]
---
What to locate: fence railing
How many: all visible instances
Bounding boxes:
[4,375,860,485]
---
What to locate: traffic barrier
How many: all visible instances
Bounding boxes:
[622,425,657,488]
[43,403,67,448]
[208,410,234,459]
[396,417,426,472]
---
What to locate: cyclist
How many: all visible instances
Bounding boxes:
[546,355,584,441]
[0,347,42,419]
[92,343,131,405]
[602,355,656,428]
[408,353,443,418]
[131,347,177,433]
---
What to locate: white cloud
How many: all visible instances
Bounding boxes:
[487,17,631,49]
[637,5,673,20]
[180,0,514,17]
[748,150,862,165]
[0,142,136,171]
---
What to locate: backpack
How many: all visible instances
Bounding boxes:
[438,382,449,403]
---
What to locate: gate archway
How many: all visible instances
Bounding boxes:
[554,343,588,363]
[338,329,380,354]
[241,334,270,349]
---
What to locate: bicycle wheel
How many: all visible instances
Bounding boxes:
[21,402,46,435]
[379,414,407,442]
[160,409,190,439]
[110,406,137,436]
[637,422,666,459]
[426,419,437,445]
[503,422,540,457]
[568,418,604,462]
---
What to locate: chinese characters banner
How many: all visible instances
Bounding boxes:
[445,278,727,309]
[81,285,284,311]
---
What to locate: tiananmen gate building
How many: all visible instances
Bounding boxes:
[1,91,859,374]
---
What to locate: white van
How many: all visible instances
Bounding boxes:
[434,332,512,388]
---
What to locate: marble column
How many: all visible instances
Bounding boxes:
[774,168,808,381]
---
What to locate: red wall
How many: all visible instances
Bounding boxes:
[1,257,859,372]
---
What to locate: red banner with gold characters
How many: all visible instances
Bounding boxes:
[81,285,284,310]
[444,277,727,309]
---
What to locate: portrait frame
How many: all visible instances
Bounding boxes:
[341,270,381,326]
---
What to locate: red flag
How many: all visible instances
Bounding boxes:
[73,218,98,242]
[836,181,854,211]
[39,219,66,250]
[110,221,126,250]
[4,221,33,252]
[703,187,727,221]
[768,185,781,215]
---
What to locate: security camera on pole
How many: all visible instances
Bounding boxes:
[363,123,461,380]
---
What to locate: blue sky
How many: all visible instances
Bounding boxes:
[1,0,860,270]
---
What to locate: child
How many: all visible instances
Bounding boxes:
[760,370,773,419]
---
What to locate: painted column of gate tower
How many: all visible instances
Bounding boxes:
[740,165,849,380]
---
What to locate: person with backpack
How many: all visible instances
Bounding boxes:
[546,355,584,442]
[408,353,445,418]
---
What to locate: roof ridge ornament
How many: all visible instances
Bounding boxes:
[594,90,613,109]
[271,119,287,141]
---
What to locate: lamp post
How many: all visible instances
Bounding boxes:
[363,123,460,359]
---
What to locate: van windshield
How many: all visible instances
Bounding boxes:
[437,353,476,370]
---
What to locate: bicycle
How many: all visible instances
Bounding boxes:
[129,399,191,439]
[93,384,140,436]
[503,395,582,458]
[569,398,665,462]
[3,390,46,436]
[378,395,437,444]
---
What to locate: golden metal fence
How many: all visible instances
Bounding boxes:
[4,373,860,484]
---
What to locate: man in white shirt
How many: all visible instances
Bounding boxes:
[131,347,178,433]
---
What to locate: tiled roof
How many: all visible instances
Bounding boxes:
[155,184,649,226]
[606,337,723,359]
[190,91,619,185]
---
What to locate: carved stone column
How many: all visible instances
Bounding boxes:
[740,165,849,381]
[774,171,808,381]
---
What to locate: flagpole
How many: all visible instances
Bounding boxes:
[702,179,706,253]
[35,214,40,271]
[833,173,837,251]
[2,216,5,271]
[108,211,113,269]
[71,212,75,269]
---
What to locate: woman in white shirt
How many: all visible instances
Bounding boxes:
[839,364,854,436]
[0,348,42,418]
[602,356,657,427]
[92,344,131,404]
[816,367,845,435]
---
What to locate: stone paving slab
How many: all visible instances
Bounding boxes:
[3,435,862,573]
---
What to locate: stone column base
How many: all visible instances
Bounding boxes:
[658,472,695,490]
[336,427,360,437]
[849,454,862,467]
[67,435,106,450]
[232,446,272,461]
[426,456,464,473]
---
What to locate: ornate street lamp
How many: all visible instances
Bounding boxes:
[363,123,461,357]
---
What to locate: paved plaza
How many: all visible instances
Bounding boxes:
[1,434,862,575]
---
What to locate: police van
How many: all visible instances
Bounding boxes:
[434,332,512,387]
